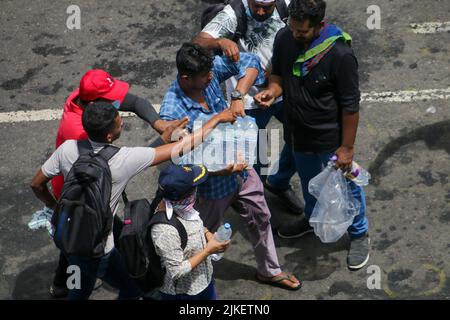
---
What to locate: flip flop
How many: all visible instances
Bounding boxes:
[256,272,302,291]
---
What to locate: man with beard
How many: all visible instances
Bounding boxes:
[194,0,304,215]
[254,0,370,270]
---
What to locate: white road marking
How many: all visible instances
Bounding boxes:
[361,87,450,103]
[0,104,161,124]
[410,21,450,34]
[1,87,450,124]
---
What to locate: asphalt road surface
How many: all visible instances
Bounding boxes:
[0,0,449,300]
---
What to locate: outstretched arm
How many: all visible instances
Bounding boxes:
[120,93,185,134]
[151,109,236,166]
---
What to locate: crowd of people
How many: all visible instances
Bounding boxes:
[30,0,370,300]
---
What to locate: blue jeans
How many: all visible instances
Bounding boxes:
[160,280,217,300]
[66,248,142,300]
[270,145,369,238]
[246,102,297,188]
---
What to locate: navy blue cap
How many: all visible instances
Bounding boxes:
[158,164,209,201]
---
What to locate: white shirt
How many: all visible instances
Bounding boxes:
[151,218,213,296]
[202,0,290,110]
[41,139,156,254]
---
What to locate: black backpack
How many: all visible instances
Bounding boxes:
[116,195,188,293]
[201,0,289,42]
[52,140,119,258]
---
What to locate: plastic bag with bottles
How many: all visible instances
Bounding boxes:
[308,161,361,243]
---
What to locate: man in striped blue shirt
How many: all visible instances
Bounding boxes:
[159,43,301,290]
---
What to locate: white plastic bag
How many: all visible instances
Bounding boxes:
[308,165,334,199]
[308,165,361,243]
[28,206,54,237]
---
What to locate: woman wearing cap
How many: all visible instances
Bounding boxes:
[150,164,230,300]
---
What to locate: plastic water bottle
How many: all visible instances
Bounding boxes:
[345,161,371,186]
[330,155,371,186]
[233,118,246,163]
[210,223,232,261]
[223,124,235,167]
[185,113,221,171]
[193,113,214,129]
[206,127,227,172]
[242,116,258,166]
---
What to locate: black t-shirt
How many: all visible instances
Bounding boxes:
[271,27,360,153]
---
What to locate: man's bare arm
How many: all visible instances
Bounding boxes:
[193,32,240,62]
[152,110,236,166]
[253,74,283,109]
[30,170,57,210]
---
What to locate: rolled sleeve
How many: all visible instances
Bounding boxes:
[238,53,265,86]
[336,53,360,112]
[151,224,192,281]
[213,53,264,86]
[212,55,241,83]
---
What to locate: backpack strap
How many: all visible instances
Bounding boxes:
[98,145,120,162]
[77,141,120,162]
[77,141,129,209]
[77,140,93,156]
[91,144,127,203]
[229,0,247,42]
[276,0,289,23]
[121,191,129,205]
[148,211,188,250]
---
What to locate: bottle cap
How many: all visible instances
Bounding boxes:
[224,223,231,229]
[330,155,338,161]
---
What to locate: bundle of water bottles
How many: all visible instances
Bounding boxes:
[179,113,258,172]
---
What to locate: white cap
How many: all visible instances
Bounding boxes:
[254,0,276,3]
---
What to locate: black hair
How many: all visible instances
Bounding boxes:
[288,0,326,27]
[82,101,119,142]
[176,43,213,77]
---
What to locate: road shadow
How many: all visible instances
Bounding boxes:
[11,261,56,300]
[222,193,350,282]
[280,234,350,281]
[368,119,450,185]
[213,258,258,282]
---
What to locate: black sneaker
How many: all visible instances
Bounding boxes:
[277,218,314,239]
[347,234,370,270]
[49,284,68,298]
[264,182,304,215]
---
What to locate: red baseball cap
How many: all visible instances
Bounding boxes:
[79,69,129,103]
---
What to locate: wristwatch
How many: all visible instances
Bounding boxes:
[231,90,244,101]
